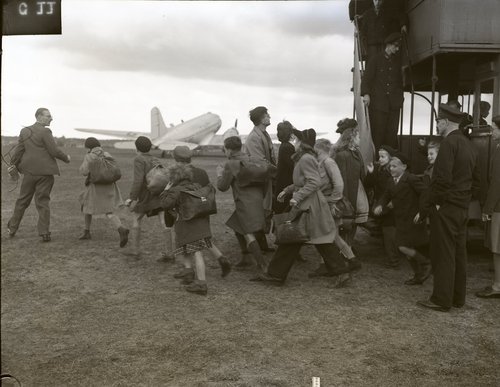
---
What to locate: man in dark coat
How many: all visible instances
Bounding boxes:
[361,32,404,151]
[417,104,480,312]
[8,108,71,242]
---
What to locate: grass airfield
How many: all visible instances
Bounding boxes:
[1,146,499,386]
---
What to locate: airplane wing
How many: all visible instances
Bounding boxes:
[75,128,147,139]
[154,140,200,151]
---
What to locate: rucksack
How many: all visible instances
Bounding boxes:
[178,183,217,221]
[146,163,170,194]
[88,155,121,184]
[237,159,274,187]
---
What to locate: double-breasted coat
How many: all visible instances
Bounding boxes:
[378,171,428,248]
[217,152,267,235]
[365,163,395,226]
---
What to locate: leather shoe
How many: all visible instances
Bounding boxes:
[416,299,449,312]
[475,286,500,299]
[41,234,51,242]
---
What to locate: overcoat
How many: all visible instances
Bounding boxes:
[129,153,162,215]
[283,151,336,244]
[365,163,395,226]
[217,152,266,235]
[334,147,367,215]
[78,147,123,215]
[378,171,428,247]
[160,179,211,247]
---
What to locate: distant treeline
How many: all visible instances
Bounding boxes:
[1,136,119,148]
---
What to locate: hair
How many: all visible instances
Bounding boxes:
[223,136,242,151]
[446,100,462,111]
[427,140,441,151]
[480,101,491,111]
[84,137,101,150]
[277,120,293,143]
[314,138,333,154]
[249,106,268,125]
[334,126,359,152]
[168,163,193,185]
[35,108,49,118]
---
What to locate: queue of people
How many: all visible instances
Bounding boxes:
[5,105,500,304]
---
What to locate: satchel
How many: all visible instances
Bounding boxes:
[332,196,355,220]
[146,164,170,194]
[273,208,309,245]
[237,160,273,187]
[88,156,121,184]
[178,183,217,221]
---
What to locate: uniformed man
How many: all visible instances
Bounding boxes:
[417,104,480,312]
[361,32,403,151]
[7,108,71,242]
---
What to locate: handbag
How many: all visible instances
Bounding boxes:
[273,207,309,245]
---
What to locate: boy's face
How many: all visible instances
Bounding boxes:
[427,147,438,165]
[378,150,390,166]
[389,158,406,178]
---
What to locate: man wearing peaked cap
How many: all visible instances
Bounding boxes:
[361,25,404,151]
[417,103,481,312]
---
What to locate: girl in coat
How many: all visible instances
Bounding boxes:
[333,120,369,248]
[254,129,351,287]
[160,163,213,295]
[78,137,129,247]
[274,120,296,214]
[124,136,173,260]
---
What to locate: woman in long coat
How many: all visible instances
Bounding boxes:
[333,120,369,246]
[254,129,350,287]
[124,136,167,258]
[217,136,268,274]
[78,137,129,247]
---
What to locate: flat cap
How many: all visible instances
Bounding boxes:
[384,32,401,44]
[173,145,192,161]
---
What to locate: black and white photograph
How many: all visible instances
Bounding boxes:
[1,0,499,385]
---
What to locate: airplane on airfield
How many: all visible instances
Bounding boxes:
[75,107,230,151]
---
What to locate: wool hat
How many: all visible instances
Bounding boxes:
[84,137,101,150]
[392,151,409,167]
[173,145,193,162]
[336,118,358,134]
[384,32,402,45]
[292,128,317,148]
[437,103,465,123]
[135,136,152,153]
[379,145,397,157]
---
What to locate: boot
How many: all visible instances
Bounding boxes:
[218,256,232,278]
[256,231,275,252]
[117,226,129,248]
[235,232,249,254]
[405,256,422,285]
[185,280,208,295]
[123,227,140,258]
[247,240,267,273]
[79,229,91,240]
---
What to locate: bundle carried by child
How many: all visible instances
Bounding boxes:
[88,153,121,184]
[146,158,170,194]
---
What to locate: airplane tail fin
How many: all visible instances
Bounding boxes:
[151,107,169,139]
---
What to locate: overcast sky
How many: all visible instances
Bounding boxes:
[3,0,486,142]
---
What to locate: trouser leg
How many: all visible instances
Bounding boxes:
[453,214,468,306]
[9,174,37,232]
[84,214,92,230]
[315,244,349,275]
[33,175,54,235]
[384,109,401,150]
[369,108,388,152]
[382,226,399,264]
[267,244,302,280]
